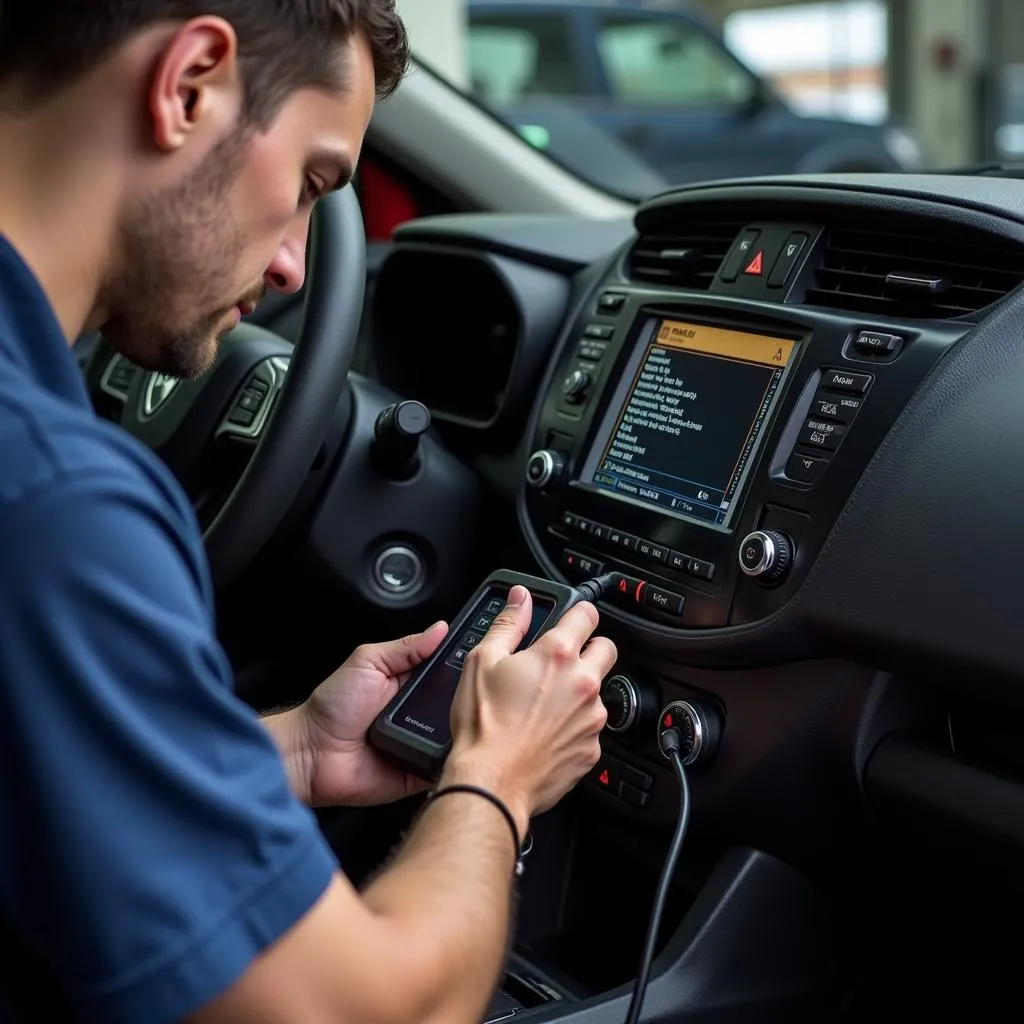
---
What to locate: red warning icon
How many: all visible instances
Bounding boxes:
[598,769,610,786]
[663,713,673,728]
[743,250,764,276]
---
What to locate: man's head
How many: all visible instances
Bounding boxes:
[0,2,409,377]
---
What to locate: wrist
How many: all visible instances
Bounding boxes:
[261,703,317,805]
[439,752,531,839]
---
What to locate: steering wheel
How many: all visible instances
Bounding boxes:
[87,186,366,590]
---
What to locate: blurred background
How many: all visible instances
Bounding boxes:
[393,0,1024,200]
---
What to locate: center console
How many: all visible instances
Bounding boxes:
[521,239,967,633]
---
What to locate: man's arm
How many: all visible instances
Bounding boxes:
[190,597,614,1024]
[261,706,315,804]
[192,753,523,1024]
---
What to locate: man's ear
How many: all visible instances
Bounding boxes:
[148,16,241,153]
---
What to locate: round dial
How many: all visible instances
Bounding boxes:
[601,674,640,733]
[658,700,721,768]
[525,449,565,490]
[738,530,793,585]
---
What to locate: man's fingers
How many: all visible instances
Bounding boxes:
[357,621,449,679]
[477,585,532,658]
[580,635,618,677]
[538,601,600,656]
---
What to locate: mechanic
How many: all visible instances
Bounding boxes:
[0,3,617,1023]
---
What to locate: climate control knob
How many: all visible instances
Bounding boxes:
[658,699,722,768]
[525,449,565,490]
[600,674,656,735]
[738,530,793,585]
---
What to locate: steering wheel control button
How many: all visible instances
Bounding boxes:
[822,368,873,394]
[786,453,830,485]
[373,545,425,597]
[797,418,847,452]
[644,586,685,617]
[597,292,626,314]
[526,449,565,490]
[720,228,762,283]
[739,530,793,585]
[659,700,722,768]
[562,549,603,578]
[767,231,810,288]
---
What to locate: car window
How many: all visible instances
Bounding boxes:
[596,17,756,109]
[468,15,586,105]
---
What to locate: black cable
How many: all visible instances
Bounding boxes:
[624,728,691,1024]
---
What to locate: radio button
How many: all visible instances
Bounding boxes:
[590,523,609,542]
[561,511,578,530]
[668,550,692,573]
[562,549,603,577]
[607,528,637,552]
[822,369,872,394]
[798,419,847,452]
[689,558,716,582]
[577,340,608,363]
[786,452,830,485]
[597,292,626,314]
[811,390,862,423]
[853,330,901,355]
[720,228,762,283]
[562,368,592,403]
[638,539,669,563]
[644,587,685,617]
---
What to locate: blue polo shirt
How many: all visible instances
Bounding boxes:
[0,236,337,1022]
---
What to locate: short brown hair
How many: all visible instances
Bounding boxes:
[0,1,409,124]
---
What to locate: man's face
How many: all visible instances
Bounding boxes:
[99,33,376,380]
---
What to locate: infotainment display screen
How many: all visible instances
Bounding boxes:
[578,318,799,530]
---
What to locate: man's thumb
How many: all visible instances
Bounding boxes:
[479,585,532,657]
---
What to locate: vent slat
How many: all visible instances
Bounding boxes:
[803,223,1024,319]
[629,223,743,291]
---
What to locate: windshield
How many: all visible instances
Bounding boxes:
[400,0,1021,201]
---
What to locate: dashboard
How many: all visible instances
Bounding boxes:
[359,172,1024,1018]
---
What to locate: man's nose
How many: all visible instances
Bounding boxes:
[264,225,309,295]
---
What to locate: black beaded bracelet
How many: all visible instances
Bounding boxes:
[427,784,530,877]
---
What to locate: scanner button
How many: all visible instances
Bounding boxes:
[446,646,473,669]
[472,613,495,632]
[459,630,485,649]
[485,598,505,615]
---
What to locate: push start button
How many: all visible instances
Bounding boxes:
[373,545,425,596]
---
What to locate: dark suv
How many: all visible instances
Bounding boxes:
[467,0,920,196]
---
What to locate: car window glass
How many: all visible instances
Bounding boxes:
[468,16,586,105]
[597,17,756,108]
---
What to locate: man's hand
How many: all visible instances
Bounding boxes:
[269,622,449,807]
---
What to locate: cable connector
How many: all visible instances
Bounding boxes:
[659,726,683,757]
[573,572,619,603]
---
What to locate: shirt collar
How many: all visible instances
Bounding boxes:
[0,235,91,409]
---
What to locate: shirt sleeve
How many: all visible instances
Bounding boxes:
[0,470,338,1024]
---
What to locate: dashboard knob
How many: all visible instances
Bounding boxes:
[561,369,592,403]
[738,530,793,585]
[600,673,656,735]
[658,699,722,768]
[373,400,431,480]
[526,449,566,490]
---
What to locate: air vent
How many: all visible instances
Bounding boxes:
[628,222,743,290]
[804,224,1024,319]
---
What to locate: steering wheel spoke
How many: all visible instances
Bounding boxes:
[217,356,291,442]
